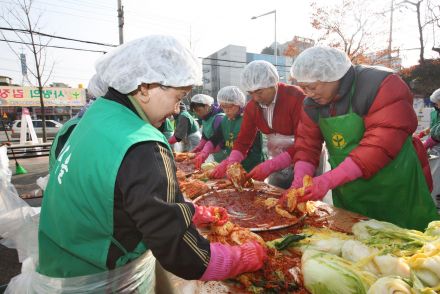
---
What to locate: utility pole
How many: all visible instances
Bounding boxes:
[388,0,394,68]
[117,0,124,45]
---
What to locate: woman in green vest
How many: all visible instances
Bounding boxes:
[190,94,226,161]
[38,35,265,289]
[194,86,266,172]
[282,46,438,231]
[419,88,440,153]
[168,101,201,151]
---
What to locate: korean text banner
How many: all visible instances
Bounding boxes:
[0,86,86,107]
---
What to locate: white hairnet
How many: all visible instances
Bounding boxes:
[430,88,440,104]
[217,86,246,108]
[95,35,202,94]
[291,46,352,83]
[87,74,108,98]
[191,94,214,105]
[240,60,279,92]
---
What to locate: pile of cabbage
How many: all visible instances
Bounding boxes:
[297,220,440,294]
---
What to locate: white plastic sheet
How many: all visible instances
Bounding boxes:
[0,146,156,293]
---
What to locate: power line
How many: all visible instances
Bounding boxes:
[0,38,107,53]
[0,27,118,47]
[202,57,293,68]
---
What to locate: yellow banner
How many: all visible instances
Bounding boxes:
[0,86,86,107]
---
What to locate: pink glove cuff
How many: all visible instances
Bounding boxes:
[228,150,245,163]
[201,141,215,155]
[294,161,315,177]
[192,138,207,152]
[200,242,265,281]
[200,243,238,281]
[328,157,363,189]
[168,136,177,145]
[424,137,439,150]
[291,161,316,188]
[267,151,292,171]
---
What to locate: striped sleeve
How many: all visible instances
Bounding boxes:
[117,141,210,279]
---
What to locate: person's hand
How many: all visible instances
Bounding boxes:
[291,161,315,188]
[247,152,291,181]
[301,157,363,202]
[247,163,272,181]
[194,152,209,169]
[301,175,332,202]
[417,128,430,139]
[424,137,439,150]
[200,241,267,281]
[191,138,207,153]
[210,160,229,179]
[168,136,177,145]
[192,205,228,227]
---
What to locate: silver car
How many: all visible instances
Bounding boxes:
[11,119,63,138]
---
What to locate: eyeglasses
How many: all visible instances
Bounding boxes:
[160,85,191,101]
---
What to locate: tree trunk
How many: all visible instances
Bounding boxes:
[26,10,47,142]
[416,1,425,64]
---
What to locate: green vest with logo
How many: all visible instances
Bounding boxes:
[38,98,170,278]
[220,115,265,172]
[319,80,438,230]
[49,117,81,171]
[178,110,199,135]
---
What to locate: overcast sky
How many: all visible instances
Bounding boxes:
[0,0,438,88]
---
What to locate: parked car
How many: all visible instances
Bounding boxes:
[11,119,63,138]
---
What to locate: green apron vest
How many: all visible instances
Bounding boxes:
[220,115,265,172]
[430,109,440,128]
[161,118,174,139]
[202,112,225,162]
[38,98,170,277]
[319,82,438,230]
[178,111,199,135]
[49,117,80,171]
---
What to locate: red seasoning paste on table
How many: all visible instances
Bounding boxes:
[194,189,304,230]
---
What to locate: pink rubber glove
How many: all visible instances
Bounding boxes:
[291,161,316,188]
[194,141,215,169]
[424,137,439,150]
[191,138,207,153]
[301,157,363,202]
[417,129,430,139]
[192,205,229,228]
[168,136,177,145]
[248,151,291,181]
[200,241,267,281]
[210,150,244,179]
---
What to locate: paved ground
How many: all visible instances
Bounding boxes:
[0,156,47,287]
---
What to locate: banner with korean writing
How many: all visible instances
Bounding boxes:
[0,86,86,107]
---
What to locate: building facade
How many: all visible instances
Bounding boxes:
[202,45,294,99]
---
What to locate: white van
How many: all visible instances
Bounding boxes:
[11,119,63,138]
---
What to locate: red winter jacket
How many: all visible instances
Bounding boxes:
[293,68,432,191]
[233,83,306,159]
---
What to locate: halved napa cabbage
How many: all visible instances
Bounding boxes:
[302,249,377,294]
[424,221,440,237]
[296,226,353,256]
[352,220,434,257]
[407,241,440,289]
[366,276,413,294]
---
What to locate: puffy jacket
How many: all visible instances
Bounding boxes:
[233,83,305,159]
[293,65,433,190]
